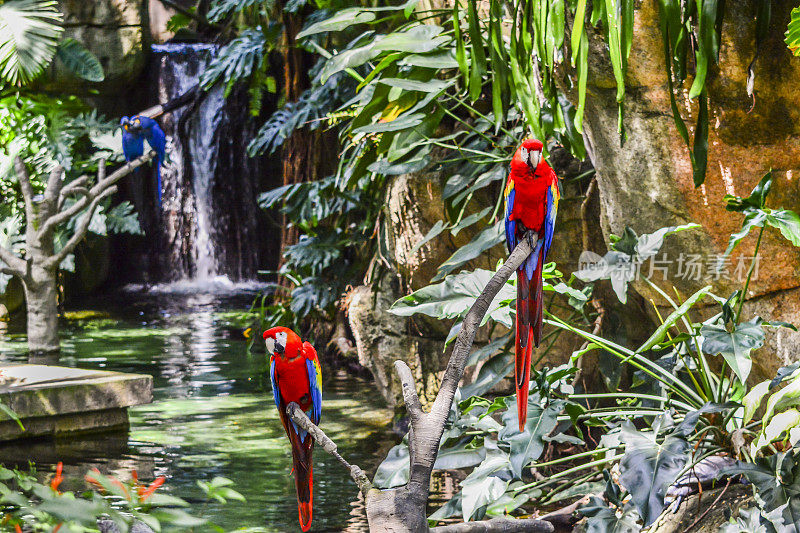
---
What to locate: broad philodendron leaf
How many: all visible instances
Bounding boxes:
[498,396,563,478]
[724,452,800,531]
[434,441,486,470]
[701,317,765,384]
[433,221,505,281]
[459,351,513,398]
[743,381,771,425]
[0,0,63,86]
[575,224,699,304]
[389,268,515,327]
[374,443,409,488]
[460,475,508,521]
[752,409,800,456]
[725,171,773,212]
[638,285,712,353]
[618,423,690,526]
[55,38,104,82]
[579,496,641,533]
[718,507,770,533]
[458,450,513,521]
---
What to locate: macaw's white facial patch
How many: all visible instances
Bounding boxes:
[265,337,276,354]
[275,331,288,352]
[531,150,541,169]
[520,147,529,164]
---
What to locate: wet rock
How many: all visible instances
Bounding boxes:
[347,274,445,409]
[576,0,800,373]
[46,0,147,94]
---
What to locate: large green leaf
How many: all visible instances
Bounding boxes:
[725,452,800,531]
[433,221,504,281]
[389,268,514,325]
[0,0,63,86]
[458,449,513,521]
[576,224,699,304]
[619,423,690,526]
[434,441,487,470]
[580,496,641,533]
[701,317,765,384]
[460,351,513,398]
[55,38,104,82]
[374,443,410,488]
[498,396,563,478]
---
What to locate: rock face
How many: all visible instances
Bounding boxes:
[347,275,445,409]
[579,0,800,381]
[50,0,147,95]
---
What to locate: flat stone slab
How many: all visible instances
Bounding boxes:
[0,364,152,441]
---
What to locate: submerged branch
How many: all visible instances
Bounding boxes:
[286,402,373,495]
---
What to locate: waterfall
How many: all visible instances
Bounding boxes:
[140,43,279,288]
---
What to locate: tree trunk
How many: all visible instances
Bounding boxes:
[366,486,430,532]
[22,265,60,355]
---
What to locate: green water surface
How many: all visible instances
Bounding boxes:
[0,288,395,532]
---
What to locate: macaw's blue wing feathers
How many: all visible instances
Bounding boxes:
[133,116,166,206]
[543,181,559,257]
[121,131,144,162]
[270,356,280,409]
[504,180,516,254]
[304,343,323,426]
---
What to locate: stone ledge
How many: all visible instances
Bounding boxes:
[0,365,152,441]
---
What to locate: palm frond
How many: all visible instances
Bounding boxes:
[0,0,63,86]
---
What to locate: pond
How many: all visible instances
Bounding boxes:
[0,284,396,532]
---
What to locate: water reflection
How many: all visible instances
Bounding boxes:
[0,289,395,532]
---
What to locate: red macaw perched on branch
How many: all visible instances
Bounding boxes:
[264,327,323,532]
[503,139,560,432]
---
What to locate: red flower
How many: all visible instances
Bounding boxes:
[50,462,63,494]
[138,476,166,502]
[84,468,103,490]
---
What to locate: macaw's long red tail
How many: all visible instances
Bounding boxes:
[515,244,545,432]
[289,431,314,532]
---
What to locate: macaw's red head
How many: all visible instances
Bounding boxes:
[512,138,544,176]
[263,326,301,359]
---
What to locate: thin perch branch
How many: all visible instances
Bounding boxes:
[286,402,373,495]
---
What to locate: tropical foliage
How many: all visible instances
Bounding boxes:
[189,0,800,529]
[0,462,243,531]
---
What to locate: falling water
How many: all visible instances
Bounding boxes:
[144,43,278,286]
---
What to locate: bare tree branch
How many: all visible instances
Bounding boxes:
[395,360,424,423]
[0,245,24,276]
[430,517,553,533]
[13,157,36,227]
[43,186,117,270]
[286,402,373,495]
[58,175,91,208]
[42,165,64,218]
[40,152,155,237]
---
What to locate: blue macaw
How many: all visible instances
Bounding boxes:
[120,115,166,205]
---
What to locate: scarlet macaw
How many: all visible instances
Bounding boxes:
[503,139,560,431]
[120,115,166,205]
[264,327,323,532]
